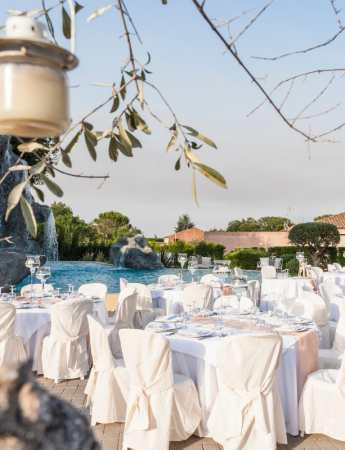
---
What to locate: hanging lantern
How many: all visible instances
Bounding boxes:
[0,16,78,138]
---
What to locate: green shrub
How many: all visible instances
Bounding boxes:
[286,258,299,274]
[96,251,107,262]
[281,253,295,264]
[81,251,94,261]
[224,249,269,270]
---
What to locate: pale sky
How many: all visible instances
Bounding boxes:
[2,1,345,237]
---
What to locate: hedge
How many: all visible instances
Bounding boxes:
[224,249,269,270]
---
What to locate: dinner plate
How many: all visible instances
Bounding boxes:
[286,317,311,325]
[147,323,181,333]
[275,325,308,333]
[176,330,213,338]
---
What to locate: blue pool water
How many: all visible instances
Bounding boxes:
[16,262,262,293]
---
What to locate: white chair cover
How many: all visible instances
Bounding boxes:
[261,266,276,279]
[119,329,202,450]
[78,283,107,300]
[234,267,243,276]
[312,267,323,282]
[207,334,287,450]
[127,283,164,330]
[260,257,269,267]
[120,278,129,291]
[183,284,213,311]
[0,302,27,367]
[301,285,314,293]
[158,275,180,283]
[334,263,342,270]
[301,290,331,349]
[243,280,260,300]
[20,283,54,296]
[200,274,218,283]
[299,350,345,441]
[328,264,336,272]
[200,257,212,268]
[276,298,315,321]
[274,258,283,269]
[310,269,318,280]
[319,282,342,314]
[38,299,94,380]
[85,314,129,425]
[214,295,254,310]
[319,314,345,369]
[105,287,137,359]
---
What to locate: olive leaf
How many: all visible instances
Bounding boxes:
[62,6,71,39]
[190,142,202,150]
[6,10,23,16]
[17,142,50,153]
[60,149,72,168]
[46,166,55,178]
[182,125,217,149]
[33,186,45,203]
[46,15,55,38]
[64,128,83,153]
[139,78,144,110]
[120,75,126,100]
[5,180,29,221]
[29,160,46,175]
[126,112,136,132]
[118,122,133,157]
[20,195,37,238]
[109,135,119,162]
[94,126,113,140]
[166,129,178,153]
[194,163,227,189]
[83,121,93,131]
[132,108,151,134]
[175,156,181,171]
[25,10,43,17]
[126,131,142,148]
[8,165,32,171]
[87,5,114,22]
[40,173,64,197]
[75,2,84,13]
[84,126,97,161]
[170,123,177,131]
[184,141,200,164]
[162,0,168,4]
[192,171,199,207]
[110,90,120,113]
[145,52,151,65]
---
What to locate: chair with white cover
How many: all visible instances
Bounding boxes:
[214,295,254,310]
[301,285,314,293]
[328,264,336,272]
[0,302,27,367]
[319,282,341,315]
[85,314,129,425]
[312,266,323,282]
[261,265,276,280]
[234,267,243,276]
[208,334,287,450]
[299,349,345,441]
[274,258,283,271]
[120,278,129,291]
[158,274,180,283]
[183,284,213,311]
[127,283,164,330]
[276,298,315,321]
[38,299,93,382]
[20,283,54,296]
[198,257,212,268]
[301,290,331,349]
[243,279,260,301]
[334,263,342,271]
[78,283,107,300]
[119,329,202,450]
[200,274,218,283]
[318,314,345,370]
[105,287,137,359]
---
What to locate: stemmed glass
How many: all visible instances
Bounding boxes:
[213,261,231,328]
[178,253,188,281]
[230,276,248,323]
[25,255,41,298]
[36,267,51,303]
[188,261,197,283]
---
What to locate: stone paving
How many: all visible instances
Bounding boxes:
[36,375,345,450]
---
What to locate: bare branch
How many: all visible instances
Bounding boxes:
[120,0,142,44]
[308,125,311,160]
[330,0,343,27]
[0,236,13,244]
[35,0,67,19]
[211,8,256,29]
[286,103,339,121]
[94,174,109,189]
[279,80,294,110]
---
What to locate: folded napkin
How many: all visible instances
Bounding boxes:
[166,314,178,321]
[276,324,305,332]
[177,330,209,337]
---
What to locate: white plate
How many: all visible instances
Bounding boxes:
[276,325,308,333]
[177,330,213,338]
[229,309,250,315]
[286,317,310,325]
[147,323,181,333]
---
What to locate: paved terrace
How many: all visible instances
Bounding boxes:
[36,375,345,450]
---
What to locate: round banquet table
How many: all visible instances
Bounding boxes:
[150,282,231,315]
[149,320,319,437]
[260,277,316,311]
[14,298,109,371]
[330,295,345,322]
[320,272,345,291]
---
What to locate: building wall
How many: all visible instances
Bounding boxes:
[168,228,205,243]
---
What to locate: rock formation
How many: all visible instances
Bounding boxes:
[110,236,164,269]
[0,136,48,291]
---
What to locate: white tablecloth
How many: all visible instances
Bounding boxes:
[150,283,228,315]
[15,299,108,370]
[260,277,314,311]
[164,328,311,436]
[330,295,345,322]
[321,272,345,290]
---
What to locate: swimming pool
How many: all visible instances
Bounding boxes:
[16,262,262,293]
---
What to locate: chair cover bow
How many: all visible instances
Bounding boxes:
[219,368,279,439]
[125,368,173,433]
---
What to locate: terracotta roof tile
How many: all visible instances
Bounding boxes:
[316,213,345,228]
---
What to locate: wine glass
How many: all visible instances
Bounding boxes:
[229,276,248,323]
[213,261,231,328]
[188,261,197,283]
[178,253,188,281]
[25,255,41,298]
[36,267,51,303]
